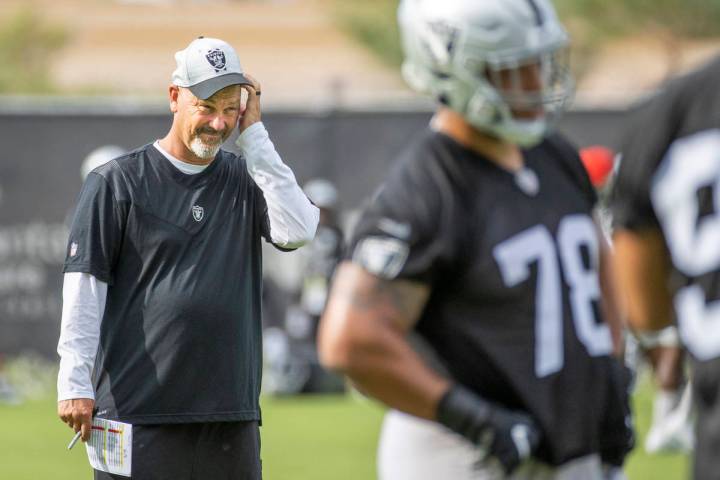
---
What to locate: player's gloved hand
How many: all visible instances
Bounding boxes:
[600,360,635,467]
[437,384,541,474]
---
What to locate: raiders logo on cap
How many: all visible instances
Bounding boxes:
[205,48,227,73]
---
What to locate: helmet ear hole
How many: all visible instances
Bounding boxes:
[466,92,497,127]
[401,61,434,94]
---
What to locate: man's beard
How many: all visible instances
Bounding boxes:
[189,128,226,159]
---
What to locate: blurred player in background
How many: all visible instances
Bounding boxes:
[319,1,633,478]
[580,145,616,239]
[295,178,345,392]
[263,178,345,394]
[65,145,127,228]
[299,178,344,338]
[633,326,693,454]
[581,146,693,454]
[579,146,615,191]
[57,37,318,479]
[80,145,126,182]
[612,56,720,478]
[0,355,20,405]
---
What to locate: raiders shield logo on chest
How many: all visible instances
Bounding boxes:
[192,205,204,222]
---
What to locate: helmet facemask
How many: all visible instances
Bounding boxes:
[464,46,574,146]
[399,0,575,147]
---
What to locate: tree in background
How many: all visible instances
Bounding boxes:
[332,0,403,67]
[0,8,68,94]
[333,0,720,81]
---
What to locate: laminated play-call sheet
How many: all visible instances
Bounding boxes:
[85,418,132,477]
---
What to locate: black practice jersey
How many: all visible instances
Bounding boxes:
[350,129,627,465]
[64,144,274,424]
[612,56,720,479]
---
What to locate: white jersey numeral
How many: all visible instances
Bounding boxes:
[494,215,612,378]
[558,215,612,357]
[652,129,720,360]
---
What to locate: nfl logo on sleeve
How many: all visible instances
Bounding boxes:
[70,242,78,257]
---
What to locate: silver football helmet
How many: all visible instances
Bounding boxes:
[81,145,125,180]
[398,0,574,146]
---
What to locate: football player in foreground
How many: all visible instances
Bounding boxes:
[612,56,720,478]
[319,1,632,478]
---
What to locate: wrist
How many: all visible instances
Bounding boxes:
[438,384,540,474]
[238,119,261,135]
[235,121,266,153]
[58,390,95,402]
[436,384,492,444]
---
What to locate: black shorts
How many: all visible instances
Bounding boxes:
[693,364,720,480]
[93,421,261,480]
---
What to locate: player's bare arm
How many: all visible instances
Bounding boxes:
[595,217,625,356]
[318,261,449,420]
[613,228,674,332]
[320,262,540,473]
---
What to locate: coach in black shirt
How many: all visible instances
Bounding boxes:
[57,37,318,479]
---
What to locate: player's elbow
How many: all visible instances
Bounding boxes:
[318,315,373,375]
[317,318,353,373]
[283,227,315,249]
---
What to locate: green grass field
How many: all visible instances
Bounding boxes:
[0,380,688,479]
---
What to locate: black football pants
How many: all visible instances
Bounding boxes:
[93,421,261,480]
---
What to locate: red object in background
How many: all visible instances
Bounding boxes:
[580,145,616,189]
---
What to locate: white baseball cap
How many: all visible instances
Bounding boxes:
[172,36,251,99]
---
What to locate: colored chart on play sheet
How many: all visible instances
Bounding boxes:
[85,418,132,477]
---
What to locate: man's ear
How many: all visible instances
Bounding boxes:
[169,85,180,113]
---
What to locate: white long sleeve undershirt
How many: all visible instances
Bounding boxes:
[57,122,318,401]
[57,272,106,401]
[236,122,319,248]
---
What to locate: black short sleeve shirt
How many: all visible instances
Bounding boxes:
[65,173,126,284]
[64,145,274,424]
[612,56,720,231]
[349,130,627,465]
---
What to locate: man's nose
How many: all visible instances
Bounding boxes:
[209,115,226,132]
